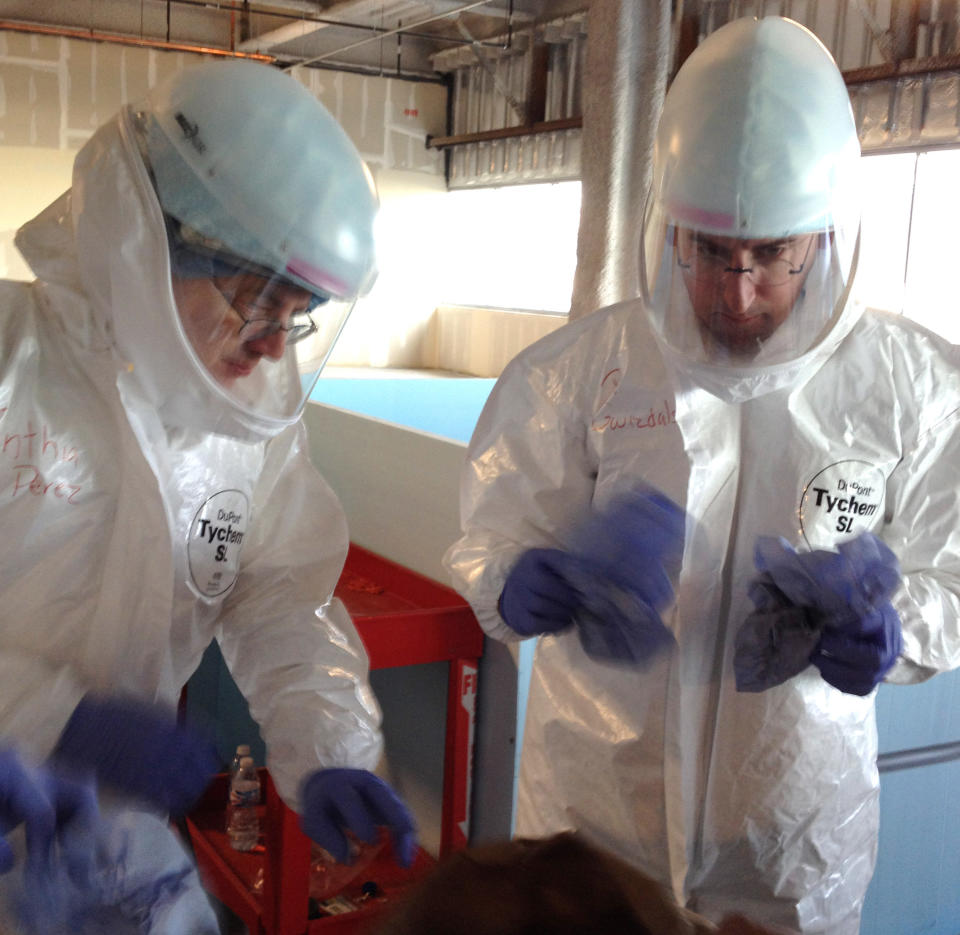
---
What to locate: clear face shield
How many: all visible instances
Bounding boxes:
[165,219,354,423]
[121,61,378,438]
[641,200,857,368]
[639,16,862,372]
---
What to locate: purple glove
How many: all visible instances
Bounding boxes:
[499,548,582,637]
[53,695,219,816]
[736,532,903,696]
[498,490,686,665]
[734,573,822,692]
[754,532,900,619]
[568,489,685,664]
[300,768,418,868]
[573,489,686,599]
[812,601,902,697]
[0,749,98,882]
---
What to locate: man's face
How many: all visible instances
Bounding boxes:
[675,229,816,358]
[171,272,314,387]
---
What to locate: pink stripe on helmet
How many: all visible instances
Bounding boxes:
[669,202,735,232]
[286,256,350,297]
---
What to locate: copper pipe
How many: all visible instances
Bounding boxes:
[844,51,960,84]
[427,116,583,149]
[0,19,275,63]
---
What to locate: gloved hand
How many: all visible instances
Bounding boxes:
[299,768,418,868]
[0,750,98,882]
[0,749,53,876]
[733,572,822,692]
[812,600,902,697]
[498,490,686,665]
[735,532,903,696]
[567,489,685,664]
[53,695,219,816]
[498,548,582,637]
[14,808,220,935]
[573,489,686,595]
[754,531,900,618]
[565,564,678,664]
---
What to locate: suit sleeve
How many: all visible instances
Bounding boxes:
[884,391,960,683]
[217,422,383,810]
[443,352,597,643]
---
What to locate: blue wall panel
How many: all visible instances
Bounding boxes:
[308,377,495,443]
[862,668,960,935]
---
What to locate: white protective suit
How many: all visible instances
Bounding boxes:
[0,106,382,810]
[445,294,960,933]
[447,16,960,933]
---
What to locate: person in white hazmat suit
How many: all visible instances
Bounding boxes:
[0,57,417,924]
[444,16,960,935]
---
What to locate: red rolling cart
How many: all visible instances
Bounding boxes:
[185,544,485,934]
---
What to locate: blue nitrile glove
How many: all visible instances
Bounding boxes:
[567,489,686,664]
[566,566,678,663]
[13,808,219,935]
[498,548,583,637]
[735,532,903,695]
[52,695,219,817]
[0,750,98,882]
[0,749,53,876]
[812,600,902,697]
[573,490,686,594]
[31,766,99,887]
[734,573,822,692]
[299,768,418,868]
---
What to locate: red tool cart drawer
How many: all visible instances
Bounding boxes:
[186,544,485,934]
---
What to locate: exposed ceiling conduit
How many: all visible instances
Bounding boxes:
[0,2,516,71]
[238,0,398,54]
[280,0,501,69]
[170,0,519,53]
[455,18,526,124]
[0,18,276,62]
[238,19,332,52]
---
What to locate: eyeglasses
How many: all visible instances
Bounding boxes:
[676,234,814,286]
[212,278,319,345]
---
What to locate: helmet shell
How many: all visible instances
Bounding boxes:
[144,59,378,299]
[652,16,860,239]
[639,16,865,394]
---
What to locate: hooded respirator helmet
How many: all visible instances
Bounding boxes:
[124,59,378,438]
[641,16,862,373]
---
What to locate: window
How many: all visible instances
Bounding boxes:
[840,149,960,343]
[423,152,960,344]
[432,181,582,313]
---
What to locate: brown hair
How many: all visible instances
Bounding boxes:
[374,833,713,935]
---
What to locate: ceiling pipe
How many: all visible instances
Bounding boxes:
[169,0,514,50]
[0,2,520,73]
[238,19,328,52]
[282,0,500,69]
[455,18,526,124]
[0,18,276,62]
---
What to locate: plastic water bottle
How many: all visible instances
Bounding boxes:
[229,744,251,780]
[227,756,261,851]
